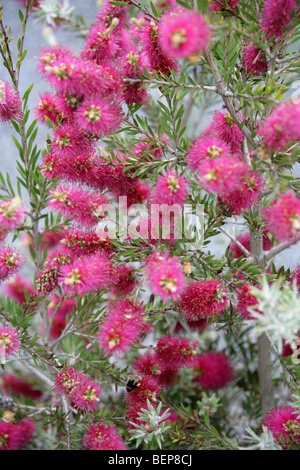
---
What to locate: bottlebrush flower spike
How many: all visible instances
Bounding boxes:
[261,406,300,449]
[60,229,112,258]
[242,42,268,76]
[260,0,297,39]
[0,247,24,283]
[155,334,198,370]
[125,375,161,428]
[81,18,121,63]
[133,351,162,379]
[0,197,26,230]
[36,250,72,295]
[144,251,186,302]
[59,252,112,296]
[98,299,145,356]
[199,156,249,195]
[193,352,234,390]
[0,81,22,122]
[0,421,23,450]
[186,136,232,172]
[35,92,61,125]
[48,296,76,339]
[121,48,150,106]
[159,10,210,59]
[262,191,300,242]
[1,374,43,401]
[51,123,95,159]
[140,20,178,76]
[209,111,244,154]
[237,283,260,320]
[180,279,229,321]
[151,171,189,206]
[75,97,123,138]
[0,326,20,358]
[110,264,136,297]
[209,0,240,12]
[48,183,107,228]
[41,152,97,186]
[258,101,300,152]
[84,422,126,450]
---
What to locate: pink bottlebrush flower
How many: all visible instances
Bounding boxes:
[151,171,189,206]
[41,151,98,186]
[186,136,232,172]
[16,419,35,449]
[1,374,43,401]
[54,366,83,397]
[115,180,151,210]
[35,92,61,125]
[125,375,161,428]
[121,49,150,106]
[0,326,20,357]
[260,0,297,39]
[174,319,208,333]
[140,21,178,75]
[258,101,300,152]
[180,279,228,321]
[134,351,162,379]
[0,247,24,283]
[3,276,34,305]
[90,158,133,193]
[217,171,264,215]
[38,46,73,78]
[144,251,186,302]
[97,0,129,29]
[75,97,123,138]
[60,229,112,258]
[84,422,126,450]
[48,296,76,339]
[209,0,240,12]
[59,252,112,296]
[263,191,300,242]
[0,81,22,122]
[229,231,271,258]
[209,111,244,154]
[159,10,210,59]
[81,19,121,64]
[110,264,136,297]
[36,250,72,295]
[0,197,26,230]
[261,406,300,449]
[237,283,260,320]
[199,156,249,195]
[242,42,268,76]
[22,229,63,254]
[48,183,107,228]
[0,421,23,450]
[98,299,145,356]
[155,334,198,370]
[51,123,95,159]
[55,92,82,122]
[193,352,234,389]
[71,378,101,412]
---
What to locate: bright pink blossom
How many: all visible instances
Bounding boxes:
[0,247,24,282]
[1,374,43,401]
[186,136,231,172]
[0,326,20,357]
[260,0,297,39]
[209,0,240,12]
[75,97,123,138]
[237,284,260,320]
[84,422,126,450]
[151,171,188,206]
[3,276,34,305]
[208,111,244,154]
[193,352,234,390]
[35,92,61,125]
[0,81,22,122]
[261,406,300,449]
[180,279,228,321]
[199,156,249,195]
[0,197,26,230]
[263,191,300,242]
[155,334,198,370]
[242,42,268,76]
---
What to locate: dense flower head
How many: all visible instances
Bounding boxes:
[115,180,151,210]
[144,251,186,302]
[75,97,123,138]
[262,191,300,242]
[217,171,264,215]
[261,406,300,449]
[110,264,136,297]
[158,10,210,59]
[84,422,126,450]
[155,334,198,369]
[35,92,61,125]
[140,20,178,75]
[54,367,101,412]
[121,49,150,106]
[59,252,112,296]
[237,283,260,320]
[0,419,35,450]
[0,326,20,357]
[48,183,107,228]
[242,42,268,76]
[98,299,145,356]
[260,0,297,39]
[151,170,188,206]
[0,80,22,122]
[125,375,161,428]
[180,279,229,321]
[3,276,34,305]
[36,250,72,295]
[258,101,300,152]
[229,231,271,259]
[1,374,43,401]
[193,352,234,389]
[199,156,249,195]
[0,247,24,283]
[208,111,244,154]
[60,229,112,258]
[133,351,162,379]
[41,151,97,186]
[97,0,129,29]
[38,46,73,75]
[51,123,95,159]
[209,0,240,12]
[0,197,26,231]
[81,18,121,63]
[186,136,232,172]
